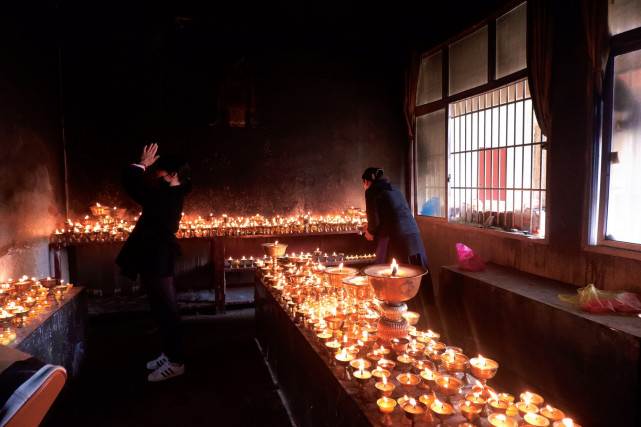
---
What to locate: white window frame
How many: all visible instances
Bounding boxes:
[591,27,641,252]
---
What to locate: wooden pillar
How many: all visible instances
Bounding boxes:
[212,237,226,314]
[50,243,62,279]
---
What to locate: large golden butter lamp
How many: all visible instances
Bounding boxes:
[361,260,427,344]
[261,242,288,273]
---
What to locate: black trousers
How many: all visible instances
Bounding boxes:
[141,275,183,364]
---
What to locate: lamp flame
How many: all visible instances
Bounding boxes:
[391,259,398,276]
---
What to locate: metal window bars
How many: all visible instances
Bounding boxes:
[448,78,547,235]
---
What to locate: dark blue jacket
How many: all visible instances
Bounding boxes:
[365,178,420,240]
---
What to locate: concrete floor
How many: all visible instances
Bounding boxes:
[86,286,255,316]
[42,306,292,427]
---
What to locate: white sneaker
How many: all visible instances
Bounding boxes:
[146,353,168,370]
[148,361,185,382]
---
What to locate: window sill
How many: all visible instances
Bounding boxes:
[583,243,641,261]
[416,216,548,243]
[456,222,547,241]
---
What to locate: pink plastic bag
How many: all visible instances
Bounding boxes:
[456,243,486,271]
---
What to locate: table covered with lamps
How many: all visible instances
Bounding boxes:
[255,242,581,427]
[49,205,374,312]
[0,275,86,378]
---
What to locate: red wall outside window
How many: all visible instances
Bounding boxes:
[478,147,507,206]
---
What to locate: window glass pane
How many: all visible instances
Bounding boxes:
[416,51,443,105]
[416,110,446,217]
[496,3,527,78]
[609,0,641,35]
[448,79,546,236]
[449,27,488,95]
[605,50,641,243]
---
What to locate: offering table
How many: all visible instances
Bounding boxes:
[52,230,373,314]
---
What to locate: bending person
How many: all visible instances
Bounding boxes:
[362,167,434,313]
[362,167,426,267]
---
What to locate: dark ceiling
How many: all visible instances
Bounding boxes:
[52,0,516,58]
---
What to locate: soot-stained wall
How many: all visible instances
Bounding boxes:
[0,8,66,279]
[60,10,408,220]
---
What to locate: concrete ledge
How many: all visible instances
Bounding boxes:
[254,278,373,427]
[438,263,641,426]
[12,287,87,379]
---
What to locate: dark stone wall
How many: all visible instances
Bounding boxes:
[58,7,408,219]
[0,0,513,279]
[0,6,66,278]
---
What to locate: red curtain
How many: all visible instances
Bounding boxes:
[404,44,421,141]
[526,0,555,139]
[582,0,609,96]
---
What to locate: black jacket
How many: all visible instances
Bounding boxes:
[116,166,191,280]
[365,178,420,239]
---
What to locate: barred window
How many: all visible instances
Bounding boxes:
[448,79,547,235]
[414,2,544,236]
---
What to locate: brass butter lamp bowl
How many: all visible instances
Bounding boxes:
[261,242,288,273]
[342,275,373,326]
[323,264,358,300]
[361,260,427,344]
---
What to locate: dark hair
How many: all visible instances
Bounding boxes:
[362,167,384,182]
[157,154,190,183]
